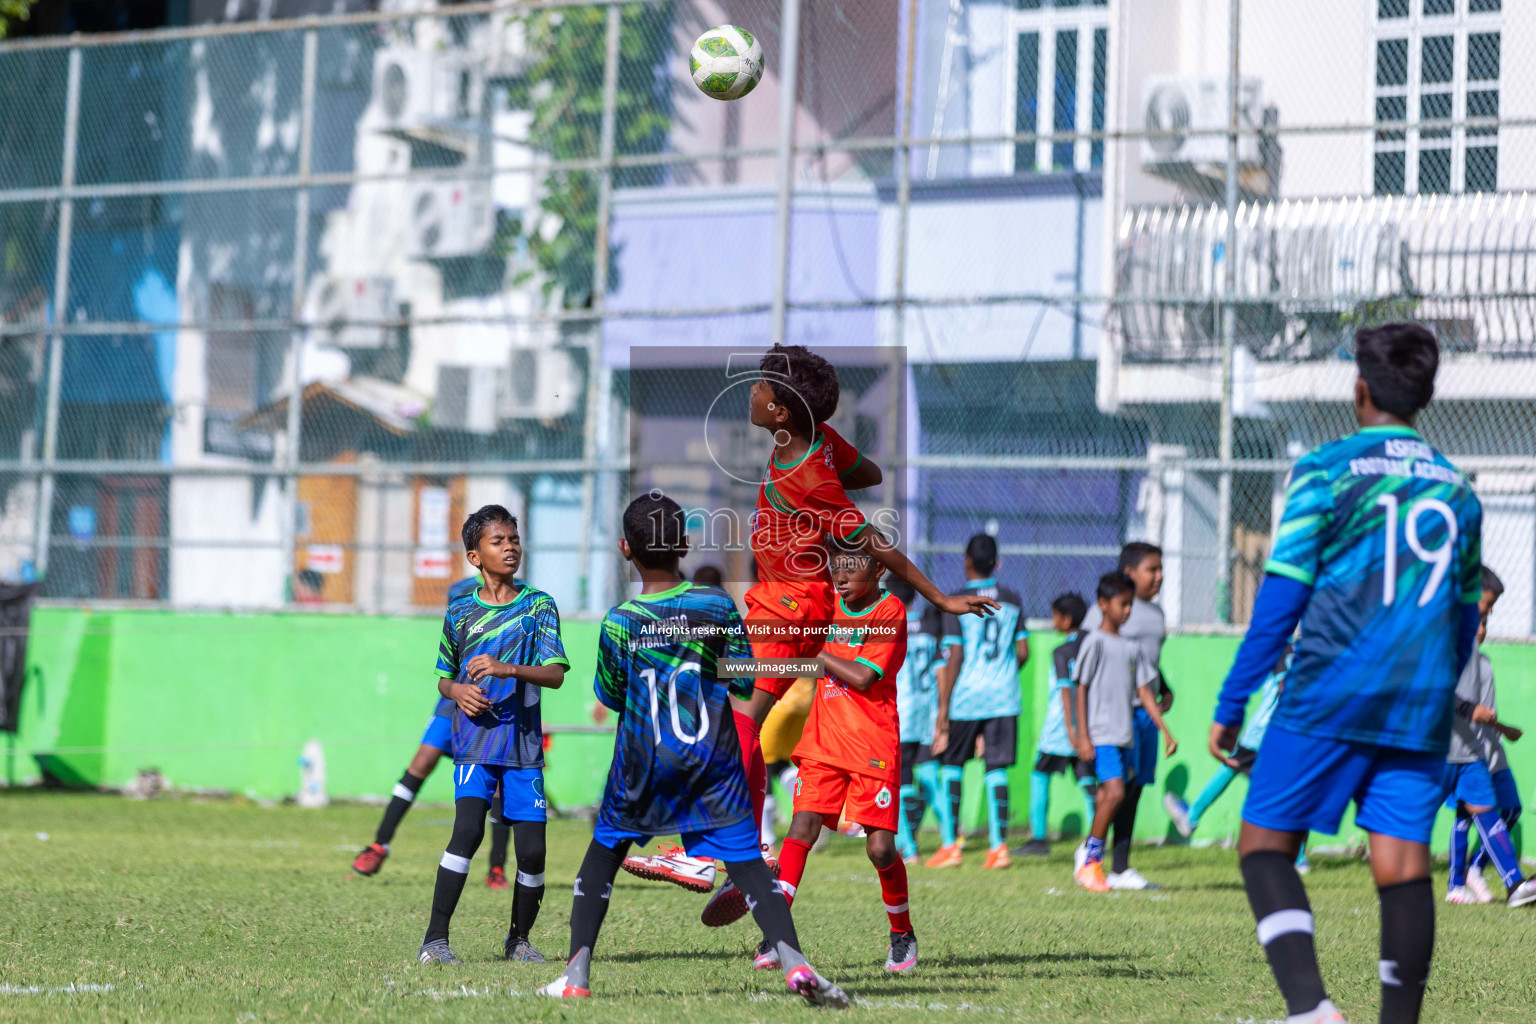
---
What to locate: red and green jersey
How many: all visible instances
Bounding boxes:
[795,590,907,784]
[751,424,868,583]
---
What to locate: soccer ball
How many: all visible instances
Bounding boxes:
[689,25,764,101]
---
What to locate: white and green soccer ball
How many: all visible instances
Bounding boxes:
[689,25,764,101]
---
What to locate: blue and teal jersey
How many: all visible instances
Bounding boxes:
[897,604,943,743]
[1037,630,1086,757]
[593,581,756,836]
[431,574,486,720]
[941,579,1028,721]
[435,582,569,768]
[1266,427,1482,753]
[1238,647,1292,751]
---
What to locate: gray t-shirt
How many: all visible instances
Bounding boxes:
[1476,653,1507,773]
[1083,597,1165,694]
[1448,651,1496,765]
[1072,628,1159,749]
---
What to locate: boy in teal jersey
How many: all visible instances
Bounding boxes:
[1212,324,1501,1024]
[887,577,943,863]
[419,506,570,967]
[351,573,514,888]
[1017,593,1096,856]
[931,534,1030,870]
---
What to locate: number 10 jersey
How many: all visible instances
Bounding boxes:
[592,581,756,836]
[1265,425,1482,754]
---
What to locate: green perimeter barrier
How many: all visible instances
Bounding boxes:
[6,609,1533,855]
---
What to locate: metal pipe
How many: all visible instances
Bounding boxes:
[1215,0,1241,624]
[887,0,920,513]
[575,3,621,614]
[32,47,82,581]
[770,0,802,348]
[279,29,318,606]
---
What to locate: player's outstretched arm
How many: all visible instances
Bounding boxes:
[857,529,997,618]
[821,652,878,692]
[840,456,882,491]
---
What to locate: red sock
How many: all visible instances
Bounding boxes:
[876,858,913,933]
[734,709,767,835]
[776,837,812,907]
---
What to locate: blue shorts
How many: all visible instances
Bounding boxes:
[1492,768,1523,812]
[453,763,547,823]
[1131,707,1158,785]
[592,813,760,863]
[1443,760,1499,810]
[420,714,454,754]
[1094,744,1135,784]
[1244,724,1445,844]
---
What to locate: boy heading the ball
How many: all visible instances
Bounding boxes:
[539,493,847,1008]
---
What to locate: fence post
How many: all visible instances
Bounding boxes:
[280,28,318,605]
[33,47,82,581]
[885,0,919,514]
[769,0,802,348]
[1215,0,1241,623]
[576,2,622,614]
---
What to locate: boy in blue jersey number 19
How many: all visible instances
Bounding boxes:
[1212,324,1517,1024]
[418,506,571,967]
[538,492,847,1007]
[930,534,1030,870]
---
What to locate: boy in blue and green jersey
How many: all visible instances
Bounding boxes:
[1211,324,1499,1024]
[931,533,1030,870]
[1017,593,1096,856]
[419,506,570,967]
[352,573,515,888]
[886,577,943,863]
[538,492,847,1007]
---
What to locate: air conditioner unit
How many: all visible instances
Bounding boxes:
[302,274,396,348]
[372,46,485,134]
[1141,76,1263,169]
[436,364,504,434]
[404,179,495,259]
[502,347,580,420]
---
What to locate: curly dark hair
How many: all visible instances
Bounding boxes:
[760,344,840,437]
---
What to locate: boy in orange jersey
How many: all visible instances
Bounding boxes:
[626,345,996,919]
[760,537,917,973]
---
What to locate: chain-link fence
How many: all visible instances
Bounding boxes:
[1,0,1534,637]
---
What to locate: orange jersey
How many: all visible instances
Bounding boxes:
[751,424,868,584]
[794,591,907,784]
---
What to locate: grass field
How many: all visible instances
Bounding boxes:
[2,792,1534,1023]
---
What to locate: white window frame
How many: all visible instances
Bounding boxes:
[1372,0,1502,194]
[1006,2,1111,175]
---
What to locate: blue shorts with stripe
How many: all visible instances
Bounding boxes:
[1442,760,1498,810]
[420,713,454,754]
[1094,744,1134,784]
[592,813,760,863]
[1492,768,1523,812]
[452,763,547,823]
[1244,724,1444,844]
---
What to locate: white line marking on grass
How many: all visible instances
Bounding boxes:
[749,992,1007,1013]
[0,984,114,995]
[398,986,528,1000]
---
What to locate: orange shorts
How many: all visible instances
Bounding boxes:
[792,757,899,833]
[745,580,835,699]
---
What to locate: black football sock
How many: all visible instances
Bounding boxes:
[488,820,510,872]
[375,771,426,847]
[902,785,925,840]
[1111,784,1142,873]
[509,821,547,943]
[423,797,488,946]
[1378,877,1434,1024]
[945,770,963,844]
[1241,850,1329,1017]
[566,838,629,988]
[725,855,809,974]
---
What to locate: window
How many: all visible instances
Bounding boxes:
[1010,0,1110,174]
[1373,0,1501,195]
